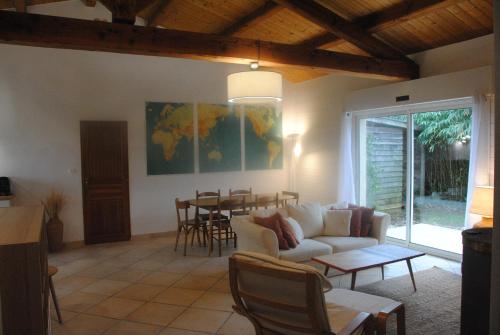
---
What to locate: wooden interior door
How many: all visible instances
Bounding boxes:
[80,121,131,244]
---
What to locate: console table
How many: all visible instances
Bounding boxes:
[0,206,49,335]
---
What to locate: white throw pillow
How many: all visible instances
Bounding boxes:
[284,217,304,241]
[287,202,323,238]
[323,210,352,237]
[322,201,349,220]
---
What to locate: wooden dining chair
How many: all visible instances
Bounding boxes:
[282,190,299,206]
[228,188,252,217]
[210,198,239,256]
[48,265,62,324]
[195,190,228,223]
[255,192,279,209]
[174,198,206,256]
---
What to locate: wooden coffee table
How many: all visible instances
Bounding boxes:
[312,244,425,291]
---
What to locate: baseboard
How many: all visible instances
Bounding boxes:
[59,230,177,251]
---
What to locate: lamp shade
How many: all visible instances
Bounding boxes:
[227,71,282,104]
[470,186,494,217]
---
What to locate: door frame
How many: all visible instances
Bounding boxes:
[351,97,473,261]
[80,120,131,244]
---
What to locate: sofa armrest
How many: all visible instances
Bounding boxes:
[231,216,279,258]
[370,211,390,244]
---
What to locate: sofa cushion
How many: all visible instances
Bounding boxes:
[325,288,399,317]
[287,202,323,238]
[324,210,352,237]
[312,236,378,253]
[321,201,348,220]
[250,207,288,220]
[279,239,332,263]
[283,217,304,242]
[277,214,299,248]
[349,208,362,237]
[349,204,375,237]
[254,214,289,250]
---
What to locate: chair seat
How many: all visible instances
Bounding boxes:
[198,213,228,221]
[325,288,400,316]
[326,303,365,335]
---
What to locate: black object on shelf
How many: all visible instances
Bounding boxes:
[0,177,11,196]
[461,228,492,335]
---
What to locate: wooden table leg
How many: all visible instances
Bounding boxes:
[208,210,213,256]
[406,259,417,291]
[350,271,357,290]
[324,266,329,276]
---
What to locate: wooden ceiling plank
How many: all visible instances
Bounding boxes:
[273,0,408,60]
[219,1,281,36]
[0,10,419,80]
[14,0,26,12]
[298,0,467,50]
[146,0,174,27]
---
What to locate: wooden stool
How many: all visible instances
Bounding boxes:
[48,265,62,324]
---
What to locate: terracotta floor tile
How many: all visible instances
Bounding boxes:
[154,287,205,306]
[208,278,230,294]
[140,271,184,287]
[192,292,234,312]
[173,275,219,290]
[80,279,130,296]
[85,297,144,319]
[116,283,165,301]
[52,275,97,297]
[217,312,255,335]
[103,320,164,335]
[130,259,166,271]
[77,263,122,278]
[107,269,152,283]
[53,314,118,335]
[169,307,230,333]
[159,328,209,335]
[50,308,78,323]
[127,302,186,326]
[59,291,107,313]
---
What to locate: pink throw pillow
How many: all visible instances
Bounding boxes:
[254,213,290,250]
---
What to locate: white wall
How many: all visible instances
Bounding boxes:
[0,45,290,242]
[284,34,494,205]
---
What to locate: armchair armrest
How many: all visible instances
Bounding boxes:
[370,211,390,244]
[231,216,279,258]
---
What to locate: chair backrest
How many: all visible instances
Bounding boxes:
[282,191,299,206]
[175,198,190,228]
[223,197,246,218]
[229,252,333,335]
[196,190,221,198]
[229,188,252,197]
[255,192,279,209]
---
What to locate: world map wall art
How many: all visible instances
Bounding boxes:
[146,102,195,175]
[146,101,283,175]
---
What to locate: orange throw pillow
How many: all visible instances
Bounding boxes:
[254,213,290,250]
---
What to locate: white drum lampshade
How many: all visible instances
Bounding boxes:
[227,71,282,104]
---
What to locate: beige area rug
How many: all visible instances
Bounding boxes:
[356,267,461,335]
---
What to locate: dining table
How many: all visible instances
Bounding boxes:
[186,193,296,256]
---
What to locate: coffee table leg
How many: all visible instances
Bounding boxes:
[324,266,329,276]
[350,272,357,290]
[381,265,385,280]
[406,259,417,291]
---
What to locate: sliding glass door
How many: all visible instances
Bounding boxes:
[356,100,472,255]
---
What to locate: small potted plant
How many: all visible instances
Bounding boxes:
[43,190,66,252]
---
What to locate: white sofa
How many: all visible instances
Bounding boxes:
[232,205,390,263]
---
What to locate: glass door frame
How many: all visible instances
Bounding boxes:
[351,97,473,261]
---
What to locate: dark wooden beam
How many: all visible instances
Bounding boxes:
[300,0,463,50]
[146,0,174,27]
[100,0,155,24]
[0,11,419,80]
[273,0,408,60]
[14,0,26,12]
[219,1,280,36]
[82,0,97,7]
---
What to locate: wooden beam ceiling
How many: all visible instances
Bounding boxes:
[300,0,464,50]
[0,11,419,80]
[100,0,155,24]
[273,0,409,61]
[146,0,174,27]
[218,1,280,36]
